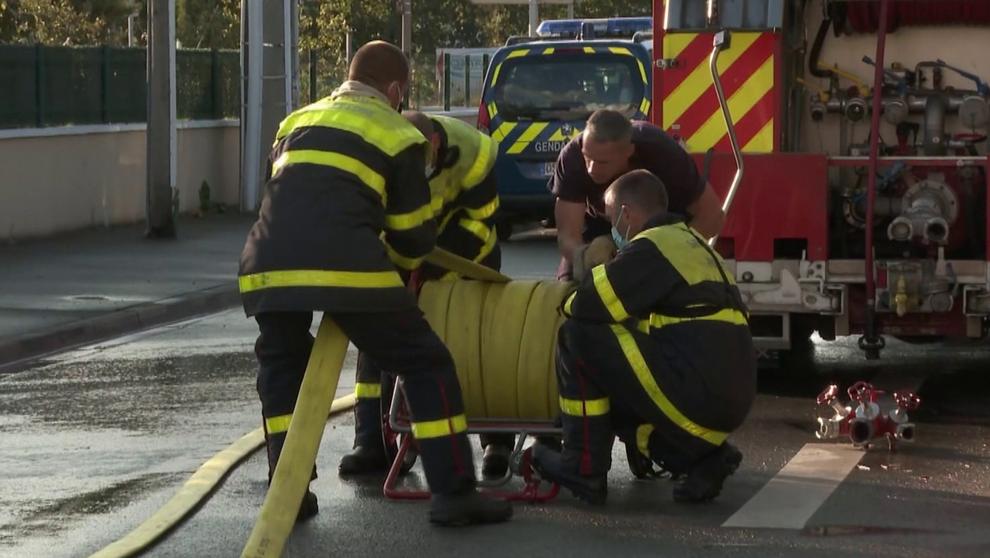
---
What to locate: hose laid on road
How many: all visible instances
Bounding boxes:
[88,394,356,558]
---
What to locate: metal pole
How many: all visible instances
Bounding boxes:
[443,53,451,111]
[567,1,574,19]
[707,30,743,248]
[127,14,137,47]
[309,49,317,103]
[345,30,353,64]
[862,0,891,360]
[240,0,263,212]
[283,0,293,114]
[529,0,538,36]
[464,54,471,107]
[401,0,412,56]
[146,0,176,238]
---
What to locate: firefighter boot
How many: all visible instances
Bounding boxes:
[338,397,388,476]
[429,488,513,527]
[673,443,743,503]
[265,431,319,522]
[530,442,607,505]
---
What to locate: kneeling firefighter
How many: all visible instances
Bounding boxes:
[339,110,515,479]
[531,169,756,504]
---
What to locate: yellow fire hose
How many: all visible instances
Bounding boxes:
[91,247,568,558]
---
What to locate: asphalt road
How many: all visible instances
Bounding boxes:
[1,235,989,558]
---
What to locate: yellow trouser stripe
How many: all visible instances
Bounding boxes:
[637,308,749,333]
[239,269,403,293]
[385,243,425,271]
[272,150,386,200]
[386,202,434,231]
[663,32,760,130]
[688,56,774,151]
[464,198,500,221]
[592,265,629,322]
[354,382,381,399]
[559,396,610,417]
[610,325,728,446]
[636,424,655,457]
[265,414,292,434]
[411,414,468,439]
[506,123,548,155]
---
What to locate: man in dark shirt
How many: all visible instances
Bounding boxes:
[550,110,724,280]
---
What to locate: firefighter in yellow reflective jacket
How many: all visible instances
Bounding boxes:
[531,169,755,505]
[340,110,515,479]
[239,41,511,526]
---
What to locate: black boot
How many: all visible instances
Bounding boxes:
[297,490,319,523]
[429,489,513,526]
[530,443,607,505]
[338,444,389,476]
[673,443,743,503]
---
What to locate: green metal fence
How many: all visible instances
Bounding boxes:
[0,44,240,129]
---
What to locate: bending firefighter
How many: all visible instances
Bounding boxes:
[340,110,515,479]
[238,41,511,526]
[532,170,755,504]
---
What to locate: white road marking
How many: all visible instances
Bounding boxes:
[722,443,864,529]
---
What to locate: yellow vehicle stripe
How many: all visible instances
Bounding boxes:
[610,325,729,446]
[543,47,555,55]
[506,49,528,59]
[239,269,403,293]
[608,47,633,56]
[491,121,516,143]
[663,33,697,60]
[640,98,651,115]
[491,63,503,86]
[637,59,648,83]
[583,47,596,54]
[506,122,548,155]
[685,56,774,151]
[743,117,775,153]
[662,32,760,130]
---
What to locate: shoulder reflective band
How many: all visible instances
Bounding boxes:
[592,265,629,322]
[609,324,728,446]
[277,97,424,156]
[636,423,655,457]
[463,134,498,188]
[239,269,404,293]
[410,414,468,439]
[273,150,386,200]
[354,382,382,399]
[385,242,426,271]
[559,396,610,417]
[265,414,293,435]
[637,308,749,333]
[385,202,434,231]
[635,225,726,286]
[463,198,500,221]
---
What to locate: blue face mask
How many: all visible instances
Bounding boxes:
[611,207,631,251]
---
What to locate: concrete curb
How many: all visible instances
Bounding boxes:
[0,283,241,371]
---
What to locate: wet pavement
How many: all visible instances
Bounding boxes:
[1,236,989,557]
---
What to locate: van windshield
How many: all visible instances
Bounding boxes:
[492,53,645,121]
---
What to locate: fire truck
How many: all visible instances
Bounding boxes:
[649,0,990,359]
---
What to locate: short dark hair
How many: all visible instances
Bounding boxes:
[606,170,669,215]
[585,110,633,143]
[348,41,409,92]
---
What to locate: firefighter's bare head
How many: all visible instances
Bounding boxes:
[349,41,410,110]
[605,169,669,240]
[582,110,635,185]
[403,110,441,172]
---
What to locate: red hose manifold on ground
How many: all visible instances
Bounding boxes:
[815,381,921,450]
[843,1,990,33]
